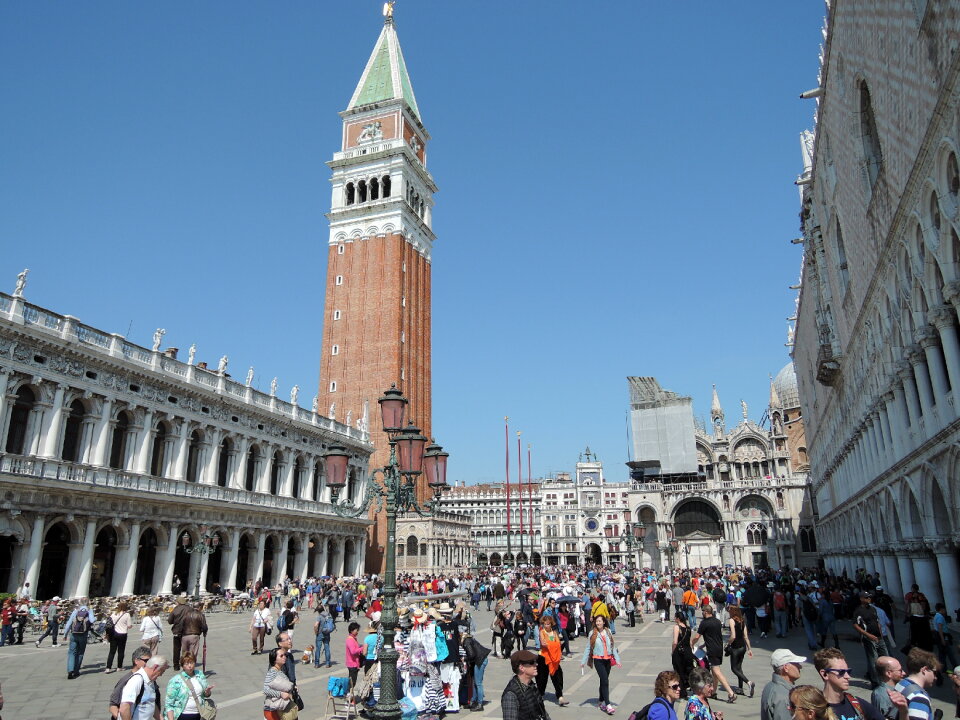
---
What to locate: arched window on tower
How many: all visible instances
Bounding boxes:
[858,80,883,189]
[345,182,355,205]
[382,175,391,197]
[358,180,367,203]
[800,526,818,553]
[369,177,379,200]
[5,386,36,455]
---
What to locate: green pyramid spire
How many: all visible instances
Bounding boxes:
[347,18,421,122]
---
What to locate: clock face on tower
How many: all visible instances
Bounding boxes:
[585,518,600,532]
[581,471,599,485]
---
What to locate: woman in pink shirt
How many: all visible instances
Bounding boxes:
[345,622,364,690]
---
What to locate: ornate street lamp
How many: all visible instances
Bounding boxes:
[669,536,680,570]
[323,384,449,720]
[181,525,220,599]
[620,520,647,574]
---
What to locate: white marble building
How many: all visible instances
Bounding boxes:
[395,512,478,574]
[0,287,372,599]
[791,1,960,607]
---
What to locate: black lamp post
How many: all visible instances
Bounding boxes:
[181,526,220,599]
[669,536,680,570]
[323,384,448,720]
[621,520,647,573]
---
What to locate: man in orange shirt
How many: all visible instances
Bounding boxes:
[682,586,700,629]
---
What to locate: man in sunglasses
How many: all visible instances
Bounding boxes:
[815,648,884,720]
[853,592,889,688]
[501,649,550,720]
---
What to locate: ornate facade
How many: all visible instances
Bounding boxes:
[395,512,478,574]
[627,369,815,571]
[0,288,372,599]
[792,0,960,607]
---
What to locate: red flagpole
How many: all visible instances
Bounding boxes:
[504,417,512,560]
[528,443,534,537]
[517,431,524,543]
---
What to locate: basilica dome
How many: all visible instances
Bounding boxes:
[773,362,800,409]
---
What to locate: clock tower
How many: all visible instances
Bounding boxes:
[319,8,437,571]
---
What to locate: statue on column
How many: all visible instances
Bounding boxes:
[217,355,229,374]
[270,377,278,397]
[290,385,299,405]
[740,400,748,420]
[360,400,369,433]
[245,367,255,387]
[187,344,197,365]
[311,395,318,414]
[152,328,166,351]
[345,409,352,426]
[13,268,28,298]
[329,402,336,420]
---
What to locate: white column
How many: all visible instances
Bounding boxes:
[171,419,191,481]
[257,445,273,494]
[40,384,68,458]
[301,458,315,502]
[134,409,155,474]
[919,328,950,400]
[120,521,141,595]
[202,428,222,484]
[197,552,210,594]
[90,398,114,467]
[157,526,179,594]
[233,438,250,491]
[224,529,241,591]
[317,535,329,576]
[74,518,98,598]
[23,515,46,594]
[913,553,942,603]
[275,534,290,582]
[898,364,921,429]
[933,544,960,610]
[882,554,904,602]
[62,536,86,599]
[281,451,296,496]
[253,533,266,582]
[896,550,916,601]
[908,348,935,420]
[932,307,960,393]
[294,536,308,581]
[0,370,11,445]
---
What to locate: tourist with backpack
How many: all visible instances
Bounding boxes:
[797,587,820,651]
[249,600,272,655]
[772,586,789,638]
[639,670,683,720]
[313,605,335,667]
[108,645,152,720]
[105,601,133,673]
[277,600,298,643]
[119,654,168,720]
[65,598,93,679]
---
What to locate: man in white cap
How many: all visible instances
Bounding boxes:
[761,648,806,720]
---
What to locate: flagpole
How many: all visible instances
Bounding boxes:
[504,416,512,565]
[517,430,524,561]
[528,442,534,545]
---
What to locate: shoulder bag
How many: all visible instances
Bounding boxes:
[183,673,217,720]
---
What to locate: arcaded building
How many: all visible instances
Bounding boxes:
[791,0,960,606]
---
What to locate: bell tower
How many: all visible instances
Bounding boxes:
[319,7,437,571]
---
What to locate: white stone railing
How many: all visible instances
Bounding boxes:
[333,138,408,161]
[0,453,340,516]
[1,292,369,445]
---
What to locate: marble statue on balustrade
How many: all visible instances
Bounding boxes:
[152,328,166,351]
[13,268,28,297]
[246,367,255,387]
[270,377,278,396]
[290,385,299,405]
[312,395,319,414]
[187,344,196,365]
[218,355,229,374]
[329,402,336,420]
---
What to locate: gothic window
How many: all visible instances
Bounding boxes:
[370,177,379,200]
[345,182,355,205]
[5,386,35,454]
[800,526,818,553]
[186,429,203,483]
[834,217,849,294]
[109,410,132,470]
[858,80,884,189]
[61,399,86,462]
[776,491,785,510]
[406,535,418,556]
[722,494,730,511]
[929,189,942,234]
[150,421,169,477]
[358,180,367,203]
[946,151,960,203]
[382,175,391,197]
[746,522,767,545]
[216,437,232,488]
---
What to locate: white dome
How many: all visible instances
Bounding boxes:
[773,362,800,409]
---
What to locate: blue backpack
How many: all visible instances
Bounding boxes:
[277,613,288,631]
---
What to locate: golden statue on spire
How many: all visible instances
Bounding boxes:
[383,1,395,20]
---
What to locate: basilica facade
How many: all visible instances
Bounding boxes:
[791,0,960,608]
[0,288,371,599]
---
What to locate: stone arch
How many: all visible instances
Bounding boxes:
[37,519,77,600]
[734,493,775,520]
[4,384,38,454]
[901,481,925,538]
[672,498,723,537]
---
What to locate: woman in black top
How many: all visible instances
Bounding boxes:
[670,611,694,697]
[657,585,672,623]
[726,606,754,696]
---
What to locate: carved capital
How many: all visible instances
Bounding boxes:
[905,344,925,364]
[924,537,955,555]
[916,326,939,349]
[930,305,956,329]
[943,280,960,306]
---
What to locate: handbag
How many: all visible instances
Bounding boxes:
[723,643,732,656]
[292,688,305,711]
[183,673,217,720]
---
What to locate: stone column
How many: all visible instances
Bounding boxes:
[335,537,345,577]
[301,457,314,502]
[896,549,916,600]
[932,305,960,392]
[880,394,898,458]
[881,554,903,602]
[357,536,367,575]
[233,437,250,491]
[73,518,98,598]
[157,526,179,595]
[918,328,950,404]
[171,419,192,481]
[201,428,222,485]
[0,369,10,444]
[90,398,114,467]
[253,533,266,582]
[294,536,308,581]
[275,534,289,582]
[120,521,142,595]
[23,515,46,593]
[907,346,935,420]
[257,445,273,494]
[898,363,921,429]
[931,541,960,610]
[224,529,241,591]
[317,535,328,576]
[197,552,210,594]
[40,383,68,458]
[134,409,155,474]
[912,551,942,604]
[62,536,86,600]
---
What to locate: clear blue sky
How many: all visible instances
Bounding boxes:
[1,2,824,485]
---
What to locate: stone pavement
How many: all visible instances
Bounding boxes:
[2,605,958,719]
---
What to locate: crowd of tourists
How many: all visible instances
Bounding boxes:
[3,561,959,720]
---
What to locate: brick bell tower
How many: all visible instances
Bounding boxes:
[319,7,436,573]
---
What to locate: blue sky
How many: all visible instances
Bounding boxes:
[1,2,824,485]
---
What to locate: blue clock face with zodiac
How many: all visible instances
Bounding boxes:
[585,518,600,532]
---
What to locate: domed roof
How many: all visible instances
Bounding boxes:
[773,362,800,409]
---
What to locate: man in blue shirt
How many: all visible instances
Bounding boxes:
[63,598,91,679]
[895,648,940,720]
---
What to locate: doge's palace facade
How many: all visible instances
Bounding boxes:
[0,287,372,600]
